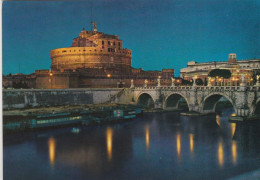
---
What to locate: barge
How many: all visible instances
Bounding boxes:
[3,105,143,132]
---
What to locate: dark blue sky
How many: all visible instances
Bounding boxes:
[3,0,260,76]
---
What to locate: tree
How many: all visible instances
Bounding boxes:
[208,69,231,85]
[204,78,208,86]
[181,78,193,86]
[252,70,260,84]
[195,78,203,86]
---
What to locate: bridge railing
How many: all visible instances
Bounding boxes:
[134,85,260,91]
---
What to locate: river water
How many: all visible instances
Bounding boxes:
[3,109,260,180]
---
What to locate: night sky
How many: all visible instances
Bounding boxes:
[2,0,260,76]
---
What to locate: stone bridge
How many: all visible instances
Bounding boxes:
[117,85,260,117]
[3,85,260,118]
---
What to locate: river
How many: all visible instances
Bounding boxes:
[3,109,260,180]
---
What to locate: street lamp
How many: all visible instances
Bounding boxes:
[49,72,53,89]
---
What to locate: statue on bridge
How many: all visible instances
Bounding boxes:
[130,79,134,88]
[256,75,260,86]
[171,77,175,87]
[192,77,196,86]
[241,74,246,87]
[157,78,161,87]
[241,74,245,83]
[144,79,148,87]
[207,77,211,87]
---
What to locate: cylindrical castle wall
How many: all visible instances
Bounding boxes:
[50,47,132,71]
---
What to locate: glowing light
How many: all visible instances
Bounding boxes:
[106,127,113,161]
[189,134,194,154]
[218,140,224,167]
[107,74,111,78]
[48,137,56,166]
[49,72,53,77]
[232,141,237,165]
[158,76,161,79]
[146,125,150,150]
[231,113,236,117]
[177,132,181,159]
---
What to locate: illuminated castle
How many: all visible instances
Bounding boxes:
[35,22,174,89]
[50,22,132,72]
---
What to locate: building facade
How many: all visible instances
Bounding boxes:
[180,53,260,86]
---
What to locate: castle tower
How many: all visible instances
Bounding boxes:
[228,53,237,64]
[50,24,132,72]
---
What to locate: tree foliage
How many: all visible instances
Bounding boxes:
[208,69,231,79]
[252,70,260,83]
[195,78,203,85]
[181,79,193,85]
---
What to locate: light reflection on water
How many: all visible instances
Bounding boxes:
[216,114,221,127]
[232,141,237,165]
[145,124,150,151]
[189,134,194,156]
[176,132,181,160]
[4,110,260,180]
[106,127,113,161]
[230,123,236,137]
[48,137,56,167]
[218,138,224,168]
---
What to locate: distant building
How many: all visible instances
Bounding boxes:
[2,73,36,89]
[35,23,174,89]
[180,53,260,86]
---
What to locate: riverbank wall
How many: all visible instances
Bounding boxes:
[3,88,122,110]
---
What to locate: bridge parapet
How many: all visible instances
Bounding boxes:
[135,85,260,91]
[129,85,260,117]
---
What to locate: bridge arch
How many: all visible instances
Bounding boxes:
[164,93,189,110]
[136,92,155,108]
[201,93,235,113]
